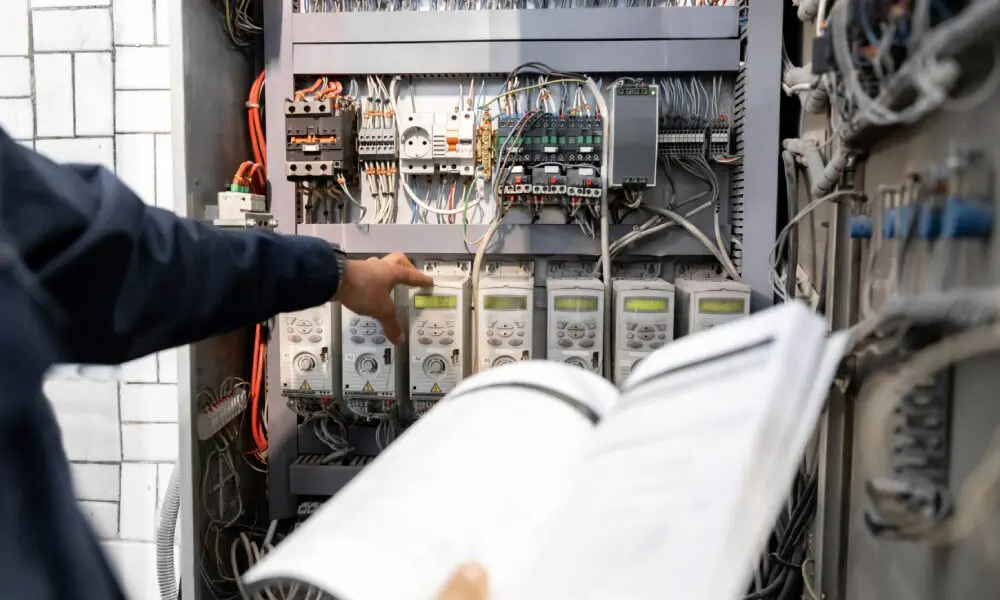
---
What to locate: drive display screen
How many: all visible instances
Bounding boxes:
[413,294,457,310]
[698,297,746,315]
[483,295,527,310]
[624,297,669,313]
[553,296,599,311]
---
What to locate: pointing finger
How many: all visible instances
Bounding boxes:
[379,303,406,346]
[384,252,418,270]
[393,265,435,288]
[437,564,488,600]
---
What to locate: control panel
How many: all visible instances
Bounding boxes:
[477,263,535,372]
[675,278,751,336]
[612,278,675,384]
[341,300,403,418]
[408,274,472,417]
[546,277,605,372]
[279,303,337,396]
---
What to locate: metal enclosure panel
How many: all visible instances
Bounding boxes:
[835,98,1000,600]
[291,7,740,43]
[292,39,741,75]
[265,0,301,519]
[173,0,257,597]
[739,0,784,310]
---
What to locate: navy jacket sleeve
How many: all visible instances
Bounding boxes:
[0,128,341,365]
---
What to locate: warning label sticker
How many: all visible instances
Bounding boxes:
[362,382,374,393]
[430,383,441,393]
[299,381,311,390]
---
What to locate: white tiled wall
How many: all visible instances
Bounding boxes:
[0,2,177,598]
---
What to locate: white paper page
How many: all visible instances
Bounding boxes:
[716,330,851,598]
[506,302,829,600]
[244,361,619,600]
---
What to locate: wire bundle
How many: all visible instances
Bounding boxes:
[217,0,262,49]
[744,468,819,600]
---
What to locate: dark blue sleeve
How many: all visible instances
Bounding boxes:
[0,128,341,364]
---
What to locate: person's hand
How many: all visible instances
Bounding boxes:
[332,252,433,345]
[436,564,489,600]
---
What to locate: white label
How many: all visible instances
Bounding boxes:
[412,356,423,363]
[578,168,595,176]
[544,146,558,153]
[580,146,594,153]
[345,353,356,362]
[303,144,320,152]
[544,165,560,173]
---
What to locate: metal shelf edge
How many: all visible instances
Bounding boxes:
[292,39,741,75]
[297,223,722,257]
[291,7,739,44]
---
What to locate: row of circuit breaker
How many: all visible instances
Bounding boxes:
[279,274,750,418]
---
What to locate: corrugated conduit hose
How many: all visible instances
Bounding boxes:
[157,463,181,600]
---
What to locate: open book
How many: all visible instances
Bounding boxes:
[245,302,849,600]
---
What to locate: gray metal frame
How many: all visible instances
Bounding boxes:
[264,0,786,518]
[174,0,258,598]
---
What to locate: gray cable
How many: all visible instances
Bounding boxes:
[157,463,182,600]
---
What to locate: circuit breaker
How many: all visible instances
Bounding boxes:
[477,263,534,371]
[675,279,751,336]
[341,300,403,418]
[408,271,472,417]
[279,303,338,396]
[612,278,675,384]
[546,278,605,372]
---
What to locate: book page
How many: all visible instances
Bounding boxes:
[243,361,620,600]
[505,303,832,600]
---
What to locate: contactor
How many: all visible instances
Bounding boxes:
[477,263,534,371]
[341,300,403,418]
[675,278,751,336]
[279,303,338,396]
[408,270,471,417]
[546,278,605,372]
[612,278,675,384]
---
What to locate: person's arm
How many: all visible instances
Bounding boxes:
[0,129,430,364]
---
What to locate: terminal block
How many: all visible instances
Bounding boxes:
[358,126,397,161]
[709,120,731,157]
[284,97,357,179]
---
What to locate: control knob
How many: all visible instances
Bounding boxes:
[358,355,379,374]
[424,356,447,375]
[294,353,317,372]
[492,356,516,368]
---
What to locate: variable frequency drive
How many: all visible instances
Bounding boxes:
[675,279,751,336]
[279,303,337,396]
[477,263,535,372]
[612,278,675,384]
[341,299,404,418]
[546,277,605,372]
[408,273,472,417]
